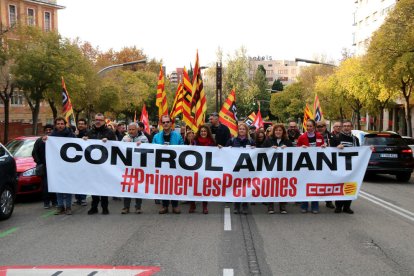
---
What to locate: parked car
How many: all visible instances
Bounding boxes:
[6,136,43,195]
[0,143,17,220]
[352,130,414,182]
[402,136,414,156]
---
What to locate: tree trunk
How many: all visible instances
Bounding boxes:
[32,100,41,135]
[404,95,411,136]
[378,108,384,132]
[0,83,13,144]
[48,99,58,121]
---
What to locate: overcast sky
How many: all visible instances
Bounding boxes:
[58,0,355,72]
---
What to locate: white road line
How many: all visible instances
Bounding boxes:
[224,207,231,231]
[360,191,414,222]
[223,268,234,276]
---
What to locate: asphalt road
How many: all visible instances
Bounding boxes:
[1,174,414,276]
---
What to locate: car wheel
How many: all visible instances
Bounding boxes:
[396,172,411,182]
[0,184,15,220]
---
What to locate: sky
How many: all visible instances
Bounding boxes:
[57,0,355,72]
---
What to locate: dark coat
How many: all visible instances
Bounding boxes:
[86,125,117,141]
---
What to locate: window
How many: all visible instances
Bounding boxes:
[267,64,272,67]
[11,91,24,105]
[44,11,51,32]
[9,5,17,27]
[373,11,377,22]
[27,8,35,26]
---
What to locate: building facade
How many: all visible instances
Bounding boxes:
[0,0,64,139]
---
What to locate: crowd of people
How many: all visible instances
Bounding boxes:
[32,112,360,217]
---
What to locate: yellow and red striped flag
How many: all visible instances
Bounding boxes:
[244,112,257,126]
[61,77,74,125]
[170,82,184,119]
[156,65,168,127]
[303,103,313,130]
[182,67,196,131]
[140,104,150,134]
[219,89,238,136]
[191,50,207,129]
[313,93,324,122]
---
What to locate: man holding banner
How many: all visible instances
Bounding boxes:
[152,115,184,214]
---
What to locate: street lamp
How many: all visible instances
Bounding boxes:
[97,58,147,76]
[295,57,337,67]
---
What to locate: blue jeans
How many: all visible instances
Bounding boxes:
[301,201,319,211]
[56,193,72,209]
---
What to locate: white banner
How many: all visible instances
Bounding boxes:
[46,137,372,202]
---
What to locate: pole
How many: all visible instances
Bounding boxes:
[216,62,222,112]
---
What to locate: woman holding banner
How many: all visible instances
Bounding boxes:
[188,125,216,214]
[225,123,255,215]
[263,123,293,214]
[297,119,326,214]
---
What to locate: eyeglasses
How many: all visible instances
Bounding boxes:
[162,121,171,124]
[334,125,342,128]
[316,125,326,128]
[95,119,105,122]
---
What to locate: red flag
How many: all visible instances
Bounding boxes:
[219,89,238,136]
[253,110,264,129]
[140,104,150,134]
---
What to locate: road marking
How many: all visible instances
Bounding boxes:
[41,210,56,218]
[360,191,414,222]
[223,268,234,276]
[0,227,18,238]
[224,207,231,231]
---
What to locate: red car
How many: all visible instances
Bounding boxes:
[6,136,43,195]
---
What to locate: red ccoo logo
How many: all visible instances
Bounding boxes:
[306,183,344,196]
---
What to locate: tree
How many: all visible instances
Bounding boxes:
[270,82,305,122]
[271,79,284,92]
[248,65,270,118]
[0,61,14,143]
[365,0,414,135]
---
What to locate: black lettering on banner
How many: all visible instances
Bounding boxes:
[155,149,177,168]
[233,153,255,172]
[294,152,314,171]
[111,147,132,166]
[316,152,337,170]
[286,152,293,171]
[256,152,283,171]
[179,150,202,170]
[339,152,358,170]
[85,145,108,164]
[205,152,223,171]
[134,148,155,167]
[60,143,82,163]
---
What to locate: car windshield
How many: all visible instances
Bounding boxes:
[364,137,406,146]
[6,139,35,158]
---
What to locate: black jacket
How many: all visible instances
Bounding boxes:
[263,137,293,148]
[211,123,231,147]
[331,133,360,147]
[86,125,117,141]
[225,137,255,148]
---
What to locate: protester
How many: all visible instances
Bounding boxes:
[287,120,301,146]
[74,118,88,206]
[188,125,216,214]
[137,121,152,143]
[331,120,343,139]
[121,122,149,214]
[263,123,293,214]
[297,119,326,214]
[225,122,255,215]
[209,112,231,147]
[254,129,267,148]
[330,119,360,214]
[265,126,273,138]
[184,129,196,145]
[84,113,117,215]
[115,122,126,141]
[316,120,336,209]
[48,117,76,215]
[152,115,184,214]
[249,125,257,141]
[32,124,56,209]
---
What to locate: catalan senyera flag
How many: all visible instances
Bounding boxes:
[244,112,257,126]
[191,50,207,129]
[156,65,168,127]
[182,67,196,131]
[140,104,150,134]
[170,82,184,119]
[303,103,313,130]
[219,89,238,136]
[61,77,74,125]
[313,93,324,122]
